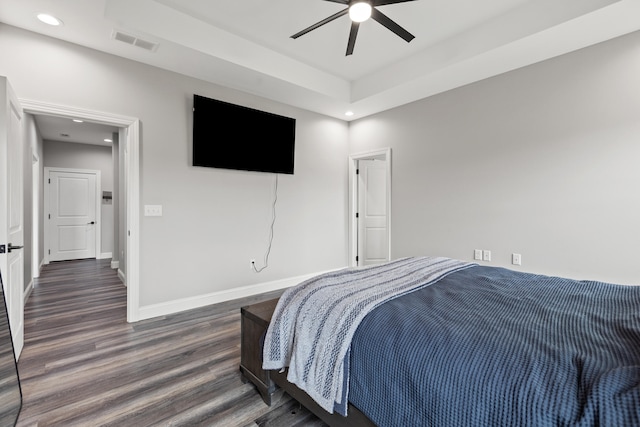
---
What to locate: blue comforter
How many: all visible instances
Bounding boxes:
[348,266,640,426]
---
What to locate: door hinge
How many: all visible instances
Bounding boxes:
[356,212,359,218]
[48,214,50,219]
[0,245,5,254]
[356,256,359,262]
[48,249,51,255]
[48,178,50,184]
[356,169,359,175]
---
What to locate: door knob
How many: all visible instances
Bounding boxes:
[7,243,23,253]
[87,221,95,225]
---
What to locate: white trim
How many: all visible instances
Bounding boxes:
[117,268,126,285]
[20,99,140,322]
[126,121,140,321]
[348,148,392,267]
[137,269,342,321]
[44,167,102,264]
[32,155,40,279]
[99,252,112,260]
[111,260,119,269]
[24,279,33,303]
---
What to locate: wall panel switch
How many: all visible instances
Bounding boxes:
[512,253,522,265]
[144,205,163,216]
[483,250,491,261]
[474,249,483,260]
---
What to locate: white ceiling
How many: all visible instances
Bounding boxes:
[34,115,119,146]
[1,0,640,121]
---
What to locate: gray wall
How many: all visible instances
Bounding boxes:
[0,24,349,307]
[350,31,640,285]
[43,140,114,256]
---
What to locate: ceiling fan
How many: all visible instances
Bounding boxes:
[291,0,417,56]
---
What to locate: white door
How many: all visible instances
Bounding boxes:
[357,159,388,266]
[48,169,98,261]
[0,77,24,358]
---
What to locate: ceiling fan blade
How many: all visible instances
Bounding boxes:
[371,8,415,43]
[323,0,349,3]
[373,0,418,5]
[346,22,360,56]
[291,9,349,39]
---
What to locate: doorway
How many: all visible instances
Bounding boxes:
[20,99,141,323]
[349,148,391,267]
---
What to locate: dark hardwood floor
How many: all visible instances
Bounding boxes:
[17,259,327,427]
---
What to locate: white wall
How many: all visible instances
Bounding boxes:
[0,24,349,308]
[43,140,114,256]
[350,31,640,285]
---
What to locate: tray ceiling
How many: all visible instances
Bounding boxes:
[1,0,639,120]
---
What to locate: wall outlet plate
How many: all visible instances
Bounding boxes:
[512,253,522,265]
[474,249,483,260]
[144,205,162,216]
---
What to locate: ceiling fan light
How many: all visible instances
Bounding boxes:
[349,2,372,23]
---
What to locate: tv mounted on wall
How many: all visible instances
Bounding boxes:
[192,95,296,174]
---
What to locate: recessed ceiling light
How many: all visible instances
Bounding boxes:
[345,111,355,117]
[104,138,113,143]
[37,13,63,26]
[73,119,84,123]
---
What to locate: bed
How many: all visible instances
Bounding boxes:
[244,256,640,426]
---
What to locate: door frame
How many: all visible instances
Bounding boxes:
[44,167,101,264]
[348,148,391,267]
[20,99,141,323]
[31,149,40,279]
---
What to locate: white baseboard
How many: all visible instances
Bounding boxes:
[99,252,112,260]
[137,268,343,321]
[117,268,126,285]
[24,280,34,303]
[111,260,120,269]
[33,258,45,279]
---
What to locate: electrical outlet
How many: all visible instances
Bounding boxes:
[512,253,522,266]
[144,205,162,216]
[474,249,483,260]
[250,259,256,270]
[483,250,491,261]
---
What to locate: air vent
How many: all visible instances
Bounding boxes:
[111,30,159,52]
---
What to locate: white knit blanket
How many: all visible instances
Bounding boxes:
[262,256,473,414]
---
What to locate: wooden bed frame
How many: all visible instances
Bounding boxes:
[240,298,376,427]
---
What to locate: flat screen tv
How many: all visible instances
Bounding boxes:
[193,95,296,174]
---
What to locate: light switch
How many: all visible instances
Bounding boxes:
[474,249,483,260]
[483,250,491,261]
